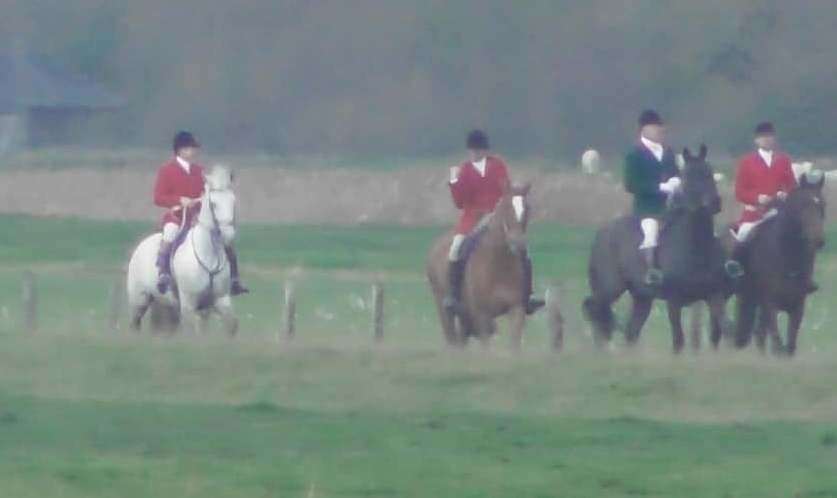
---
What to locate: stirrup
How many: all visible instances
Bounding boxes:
[724,260,745,279]
[525,297,546,315]
[442,295,463,314]
[230,279,250,296]
[644,268,664,287]
[157,273,172,294]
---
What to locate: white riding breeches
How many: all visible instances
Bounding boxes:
[733,208,778,243]
[448,234,466,261]
[162,223,179,243]
[735,222,757,243]
[639,218,660,249]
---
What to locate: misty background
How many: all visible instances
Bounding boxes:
[1,0,835,161]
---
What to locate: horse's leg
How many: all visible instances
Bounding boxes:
[689,302,703,352]
[457,311,477,347]
[734,296,757,349]
[434,296,461,348]
[471,313,493,351]
[214,295,238,337]
[509,306,526,353]
[624,295,653,347]
[758,305,782,356]
[785,301,805,357]
[584,291,622,350]
[753,309,768,354]
[129,294,152,333]
[708,294,728,351]
[180,299,203,337]
[666,301,685,354]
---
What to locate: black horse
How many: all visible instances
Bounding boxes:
[584,145,734,353]
[733,171,826,356]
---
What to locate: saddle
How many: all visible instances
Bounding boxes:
[459,216,492,264]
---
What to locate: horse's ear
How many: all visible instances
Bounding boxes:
[698,143,707,161]
[683,148,692,162]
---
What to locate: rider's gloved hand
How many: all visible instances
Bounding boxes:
[659,177,682,194]
[758,194,773,205]
[449,166,461,184]
[776,191,788,201]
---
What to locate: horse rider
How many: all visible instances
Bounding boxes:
[730,121,816,292]
[623,109,681,287]
[444,129,545,314]
[153,131,249,295]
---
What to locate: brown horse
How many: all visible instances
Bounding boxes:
[427,184,533,349]
[733,171,826,356]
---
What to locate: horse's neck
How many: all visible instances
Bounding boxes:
[480,216,517,261]
[773,210,813,272]
[664,209,716,266]
[188,202,220,259]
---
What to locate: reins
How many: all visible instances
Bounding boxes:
[192,190,226,279]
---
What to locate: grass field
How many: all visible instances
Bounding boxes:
[1,214,837,497]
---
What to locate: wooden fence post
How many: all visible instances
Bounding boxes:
[281,282,296,342]
[107,275,124,333]
[372,283,384,343]
[546,286,564,353]
[22,271,37,334]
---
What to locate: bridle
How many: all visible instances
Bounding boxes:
[189,188,232,280]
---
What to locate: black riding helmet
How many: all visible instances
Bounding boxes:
[466,129,490,150]
[173,131,200,153]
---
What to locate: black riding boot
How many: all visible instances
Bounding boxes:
[642,247,663,287]
[443,259,466,313]
[224,245,250,296]
[522,253,545,315]
[156,241,174,294]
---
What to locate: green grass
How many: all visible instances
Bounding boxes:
[2,214,837,497]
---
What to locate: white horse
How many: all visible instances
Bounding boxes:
[127,165,239,336]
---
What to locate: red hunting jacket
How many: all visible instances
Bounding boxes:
[734,151,797,224]
[449,155,510,233]
[153,158,205,227]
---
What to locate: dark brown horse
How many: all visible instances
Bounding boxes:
[733,171,826,356]
[583,145,734,353]
[427,184,533,349]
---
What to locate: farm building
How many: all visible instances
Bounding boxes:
[0,49,123,154]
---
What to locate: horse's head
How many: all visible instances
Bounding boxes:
[201,165,237,242]
[495,182,532,255]
[680,144,721,214]
[785,170,826,251]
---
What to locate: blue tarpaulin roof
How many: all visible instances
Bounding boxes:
[0,53,123,113]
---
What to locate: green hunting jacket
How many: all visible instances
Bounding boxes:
[623,144,679,217]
